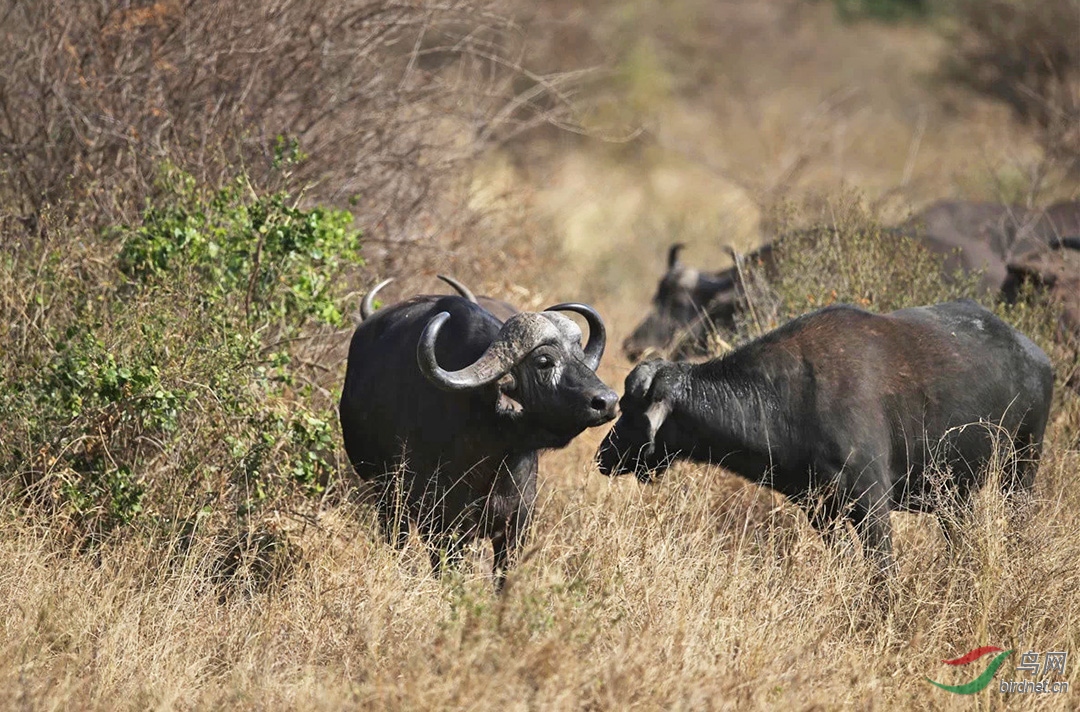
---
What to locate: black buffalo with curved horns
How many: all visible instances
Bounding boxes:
[341,284,617,585]
[599,299,1053,578]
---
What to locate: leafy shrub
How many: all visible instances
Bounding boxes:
[118,164,359,329]
[739,197,982,339]
[731,197,1070,394]
[0,165,361,543]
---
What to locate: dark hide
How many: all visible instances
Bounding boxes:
[598,300,1053,577]
[340,295,617,585]
[476,297,520,323]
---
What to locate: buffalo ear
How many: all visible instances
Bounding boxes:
[497,391,524,415]
[644,399,671,443]
[496,374,524,415]
[625,361,661,400]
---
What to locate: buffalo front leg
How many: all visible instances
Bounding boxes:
[428,533,467,576]
[490,453,537,590]
[491,505,531,591]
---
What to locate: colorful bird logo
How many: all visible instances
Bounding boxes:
[926,646,1014,694]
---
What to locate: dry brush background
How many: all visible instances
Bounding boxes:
[1,0,1079,709]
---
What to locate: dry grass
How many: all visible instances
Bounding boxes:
[2,410,1079,710]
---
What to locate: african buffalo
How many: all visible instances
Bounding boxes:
[341,282,618,585]
[896,200,1080,292]
[622,242,777,361]
[1003,237,1080,348]
[598,300,1053,576]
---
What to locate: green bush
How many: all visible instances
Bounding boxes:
[118,164,359,328]
[0,164,362,543]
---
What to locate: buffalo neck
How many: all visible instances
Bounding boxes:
[665,356,797,487]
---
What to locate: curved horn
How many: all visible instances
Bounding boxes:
[436,274,478,303]
[360,278,394,321]
[417,312,516,391]
[544,302,607,371]
[667,243,686,270]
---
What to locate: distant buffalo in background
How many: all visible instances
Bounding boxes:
[1003,236,1080,351]
[622,200,1080,362]
[894,200,1080,293]
[622,242,778,361]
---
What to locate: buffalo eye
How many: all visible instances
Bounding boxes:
[535,354,556,371]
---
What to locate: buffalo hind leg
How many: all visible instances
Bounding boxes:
[1005,434,1040,499]
[936,492,975,556]
[804,494,845,552]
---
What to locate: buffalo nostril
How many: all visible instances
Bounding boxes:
[591,391,618,414]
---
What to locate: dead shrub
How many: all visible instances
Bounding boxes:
[946,0,1080,174]
[0,0,593,246]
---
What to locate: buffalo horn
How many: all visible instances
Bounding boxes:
[436,274,478,303]
[417,312,519,391]
[360,278,394,321]
[544,302,607,371]
[667,243,686,269]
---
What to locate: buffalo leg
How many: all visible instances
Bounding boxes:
[848,486,896,581]
[491,505,531,591]
[490,453,537,590]
[804,495,844,550]
[1007,434,1041,496]
[428,534,466,576]
[936,493,975,555]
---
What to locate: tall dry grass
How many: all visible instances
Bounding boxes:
[1,413,1078,709]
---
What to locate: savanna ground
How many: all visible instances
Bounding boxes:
[1,0,1079,709]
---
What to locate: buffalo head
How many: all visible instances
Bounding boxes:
[622,244,743,361]
[596,359,688,482]
[419,302,619,447]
